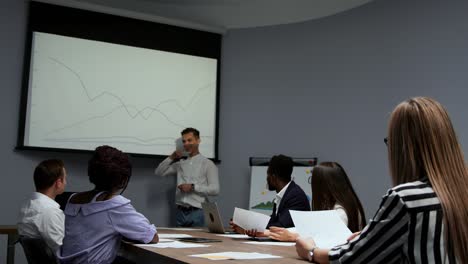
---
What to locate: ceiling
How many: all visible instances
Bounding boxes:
[37,0,374,33]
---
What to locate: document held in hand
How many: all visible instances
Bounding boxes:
[290,210,352,248]
[232,207,271,232]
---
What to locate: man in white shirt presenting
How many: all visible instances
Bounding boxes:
[18,159,67,253]
[155,128,219,227]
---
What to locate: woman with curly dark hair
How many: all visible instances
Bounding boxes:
[58,145,158,264]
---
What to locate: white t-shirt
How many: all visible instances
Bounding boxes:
[17,192,65,252]
[274,181,292,214]
[333,204,348,226]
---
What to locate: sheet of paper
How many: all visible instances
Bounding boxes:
[290,210,352,248]
[243,241,295,247]
[215,234,249,239]
[158,238,175,243]
[158,234,193,239]
[190,252,282,260]
[232,207,270,232]
[191,254,231,260]
[157,227,203,231]
[137,241,210,249]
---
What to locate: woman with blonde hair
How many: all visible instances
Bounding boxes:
[296,97,468,263]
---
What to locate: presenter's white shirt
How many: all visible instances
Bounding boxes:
[155,154,219,208]
[17,192,65,252]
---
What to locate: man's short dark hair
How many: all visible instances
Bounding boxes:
[268,154,293,182]
[34,159,65,191]
[88,145,132,191]
[181,127,200,138]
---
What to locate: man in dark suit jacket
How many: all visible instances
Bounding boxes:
[230,154,310,235]
[266,155,310,228]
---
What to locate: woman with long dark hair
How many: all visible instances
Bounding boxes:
[296,97,468,263]
[311,162,366,233]
[269,161,366,241]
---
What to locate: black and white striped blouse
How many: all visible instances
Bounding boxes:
[329,178,456,263]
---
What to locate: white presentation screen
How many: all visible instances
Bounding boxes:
[22,32,218,158]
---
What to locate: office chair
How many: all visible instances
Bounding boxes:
[18,236,58,264]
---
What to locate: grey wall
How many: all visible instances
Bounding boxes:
[216,0,468,223]
[2,0,468,263]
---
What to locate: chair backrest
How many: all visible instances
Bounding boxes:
[19,236,58,264]
[55,191,76,210]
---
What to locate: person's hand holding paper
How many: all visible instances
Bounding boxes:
[290,210,352,248]
[232,207,271,232]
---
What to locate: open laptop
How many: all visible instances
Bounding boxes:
[202,202,276,240]
[202,202,232,234]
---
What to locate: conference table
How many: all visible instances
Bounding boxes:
[120,228,307,264]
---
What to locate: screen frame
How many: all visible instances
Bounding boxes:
[16,1,222,161]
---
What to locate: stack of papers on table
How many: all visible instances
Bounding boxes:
[190,252,281,260]
[243,241,295,246]
[137,241,210,249]
[157,227,203,231]
[215,234,249,239]
[158,234,192,239]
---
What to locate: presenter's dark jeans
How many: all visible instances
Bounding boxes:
[176,206,205,227]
